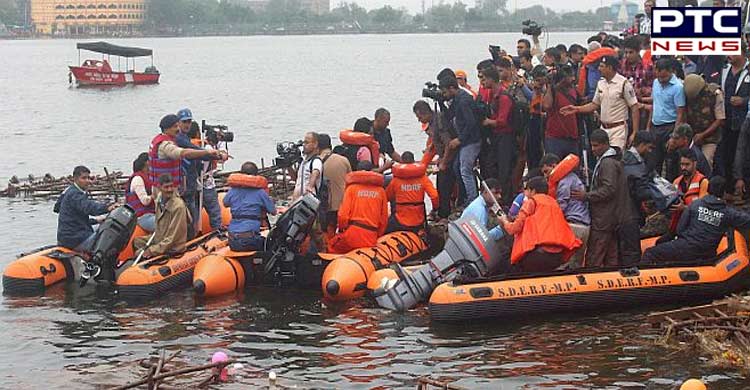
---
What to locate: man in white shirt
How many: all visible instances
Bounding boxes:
[293,132,323,201]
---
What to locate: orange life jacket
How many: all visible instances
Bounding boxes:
[577,47,618,96]
[227,174,270,194]
[338,171,388,235]
[669,172,708,232]
[547,154,579,198]
[510,194,582,265]
[387,163,438,229]
[674,172,707,206]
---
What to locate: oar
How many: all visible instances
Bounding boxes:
[131,232,155,267]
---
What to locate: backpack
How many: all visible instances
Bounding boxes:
[502,83,531,137]
[305,156,331,227]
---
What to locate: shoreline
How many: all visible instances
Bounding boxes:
[1,28,607,41]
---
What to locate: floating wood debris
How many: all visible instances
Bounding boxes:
[113,349,234,390]
[1,162,298,202]
[416,377,468,390]
[648,296,750,373]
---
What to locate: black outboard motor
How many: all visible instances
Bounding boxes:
[80,205,137,285]
[372,217,502,311]
[263,194,320,282]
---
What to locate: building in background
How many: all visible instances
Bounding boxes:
[609,0,639,24]
[30,0,146,35]
[227,0,330,16]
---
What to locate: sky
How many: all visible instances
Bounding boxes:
[352,0,626,14]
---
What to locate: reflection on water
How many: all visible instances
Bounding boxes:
[2,283,748,389]
[2,34,750,388]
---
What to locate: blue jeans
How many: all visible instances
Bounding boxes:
[74,231,97,254]
[183,191,199,229]
[202,187,223,230]
[456,142,481,205]
[229,233,265,252]
[544,137,579,160]
[137,213,156,232]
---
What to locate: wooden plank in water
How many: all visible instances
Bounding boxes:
[648,302,731,324]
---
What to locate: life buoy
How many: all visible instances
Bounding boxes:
[340,129,374,146]
[577,47,618,96]
[391,163,427,179]
[548,154,579,197]
[227,174,268,189]
[346,171,384,187]
[339,129,381,167]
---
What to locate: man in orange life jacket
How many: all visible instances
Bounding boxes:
[125,152,155,232]
[328,161,389,254]
[385,151,438,233]
[666,148,709,237]
[149,114,222,202]
[499,176,581,273]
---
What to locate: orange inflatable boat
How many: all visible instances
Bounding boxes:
[117,232,229,300]
[322,231,440,302]
[428,231,750,322]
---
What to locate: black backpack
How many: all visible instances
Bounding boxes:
[304,156,331,227]
[502,83,530,137]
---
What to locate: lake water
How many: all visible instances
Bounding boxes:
[1,33,748,389]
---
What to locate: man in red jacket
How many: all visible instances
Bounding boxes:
[481,63,515,205]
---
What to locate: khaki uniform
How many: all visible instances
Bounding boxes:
[686,84,725,165]
[134,193,189,257]
[592,73,638,150]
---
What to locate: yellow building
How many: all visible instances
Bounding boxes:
[31,0,146,35]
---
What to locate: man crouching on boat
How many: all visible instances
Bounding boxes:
[133,174,189,259]
[642,176,750,264]
[499,176,582,273]
[55,165,118,255]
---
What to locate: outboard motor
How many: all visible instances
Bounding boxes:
[373,217,501,311]
[263,194,320,282]
[80,205,137,285]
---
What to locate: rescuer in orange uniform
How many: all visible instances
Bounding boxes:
[500,176,582,273]
[385,151,439,233]
[328,161,389,254]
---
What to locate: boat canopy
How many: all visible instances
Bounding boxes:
[76,41,153,58]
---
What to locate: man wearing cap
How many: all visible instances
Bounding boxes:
[149,114,223,226]
[455,70,477,98]
[173,108,227,233]
[560,55,640,151]
[666,124,712,180]
[683,74,725,166]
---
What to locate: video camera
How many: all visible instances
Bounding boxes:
[201,120,235,144]
[522,19,543,36]
[489,44,503,63]
[275,140,303,168]
[422,81,444,102]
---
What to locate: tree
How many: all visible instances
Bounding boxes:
[370,5,403,27]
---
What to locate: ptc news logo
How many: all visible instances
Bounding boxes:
[651,7,742,55]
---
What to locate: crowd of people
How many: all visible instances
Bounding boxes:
[53,0,750,275]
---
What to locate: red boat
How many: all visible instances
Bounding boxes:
[69,42,160,87]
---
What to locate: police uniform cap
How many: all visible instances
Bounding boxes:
[683,74,706,100]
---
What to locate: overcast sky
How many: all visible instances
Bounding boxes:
[353,0,626,14]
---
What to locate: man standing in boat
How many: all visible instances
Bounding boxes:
[372,108,402,174]
[174,108,227,233]
[148,114,223,234]
[642,176,750,264]
[54,166,118,254]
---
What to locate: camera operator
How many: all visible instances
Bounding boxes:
[481,65,516,205]
[414,100,457,220]
[520,21,545,66]
[175,108,228,233]
[199,129,224,231]
[439,76,482,207]
[543,65,581,159]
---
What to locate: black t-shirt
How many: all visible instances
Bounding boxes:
[374,128,394,156]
